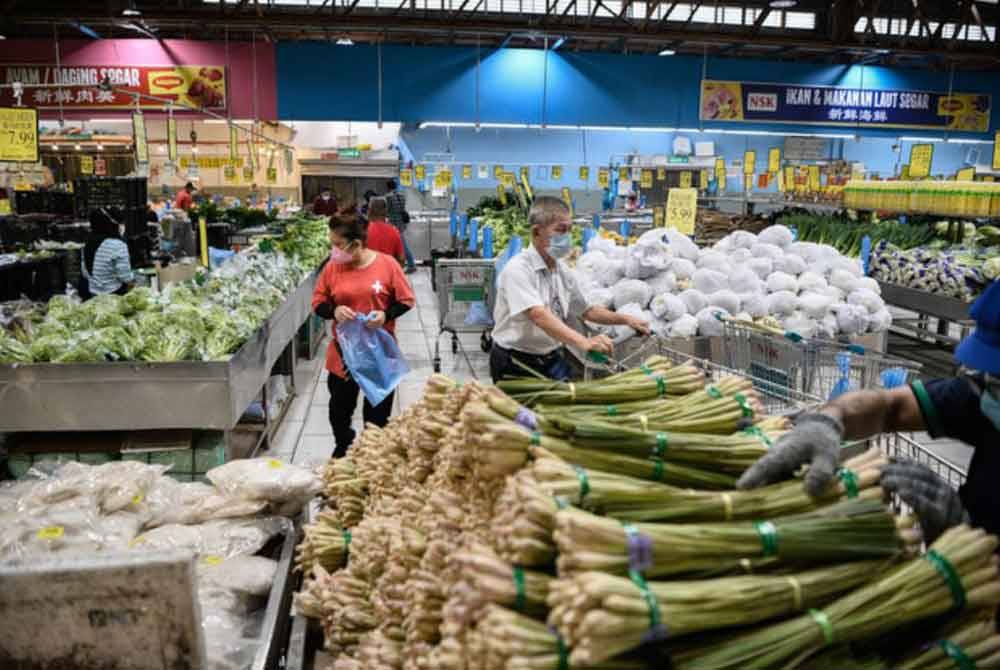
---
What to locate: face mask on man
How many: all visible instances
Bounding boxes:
[547,232,572,259]
[322,193,331,201]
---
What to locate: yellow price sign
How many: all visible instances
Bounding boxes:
[579,166,589,181]
[908,144,934,178]
[228,125,238,162]
[665,188,697,235]
[36,526,64,540]
[462,164,472,180]
[715,158,727,193]
[618,166,630,181]
[501,172,516,188]
[900,164,911,179]
[223,165,237,183]
[679,171,692,189]
[0,199,10,215]
[983,175,995,183]
[656,167,666,181]
[266,166,278,184]
[494,165,504,180]
[597,168,610,188]
[242,166,253,182]
[715,157,726,175]
[414,164,426,181]
[783,166,795,193]
[133,112,149,163]
[561,186,573,214]
[199,217,209,267]
[699,169,708,190]
[434,169,452,189]
[808,165,821,192]
[520,166,530,182]
[552,165,563,180]
[743,151,756,176]
[653,206,665,228]
[79,154,94,175]
[957,167,975,181]
[641,169,653,188]
[0,107,39,162]
[767,147,781,174]
[744,174,754,192]
[399,168,413,187]
[993,131,1000,170]
[167,116,178,162]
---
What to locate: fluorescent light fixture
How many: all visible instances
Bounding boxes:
[899,135,944,142]
[51,145,58,151]
[580,125,623,131]
[122,1,141,16]
[0,35,6,40]
[192,146,199,153]
[158,145,166,153]
[809,133,856,139]
[769,0,796,7]
[629,126,677,132]
[336,37,355,45]
[676,128,703,133]
[658,49,676,56]
[873,48,891,54]
[946,138,992,144]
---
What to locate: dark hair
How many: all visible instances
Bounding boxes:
[386,179,397,191]
[185,182,194,190]
[327,212,368,246]
[84,208,122,274]
[363,189,377,203]
[367,196,388,220]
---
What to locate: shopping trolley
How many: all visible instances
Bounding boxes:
[433,258,497,378]
[722,319,922,402]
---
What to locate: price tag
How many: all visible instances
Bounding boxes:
[561,186,573,215]
[597,168,609,188]
[131,493,144,506]
[399,168,413,187]
[414,164,426,181]
[551,165,562,180]
[653,205,665,228]
[744,174,753,192]
[229,125,238,162]
[37,526,64,540]
[520,166,529,182]
[462,164,472,180]
[656,167,666,181]
[224,165,237,183]
[133,112,149,163]
[900,164,911,179]
[199,216,209,267]
[993,131,1000,170]
[783,166,795,192]
[641,169,653,188]
[767,147,781,174]
[715,158,726,194]
[501,172,515,188]
[0,107,39,162]
[266,166,277,184]
[984,175,995,182]
[0,199,10,215]
[434,169,452,189]
[497,184,507,206]
[956,167,975,181]
[679,171,692,188]
[777,167,785,192]
[478,164,488,179]
[743,151,756,176]
[167,116,178,162]
[243,166,253,182]
[618,166,630,181]
[80,154,94,175]
[268,459,283,469]
[246,138,257,171]
[202,555,224,566]
[808,165,821,191]
[493,165,504,180]
[579,166,589,181]
[908,144,934,178]
[699,169,708,190]
[665,188,697,234]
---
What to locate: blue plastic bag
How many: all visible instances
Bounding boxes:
[336,314,410,406]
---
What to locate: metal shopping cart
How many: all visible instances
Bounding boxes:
[721,319,923,402]
[433,258,497,377]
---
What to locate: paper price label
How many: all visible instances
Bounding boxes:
[520,166,529,182]
[497,184,507,206]
[167,116,178,162]
[0,200,10,215]
[229,125,238,162]
[37,526,64,540]
[268,459,283,469]
[493,165,504,179]
[133,112,149,163]
[561,187,573,215]
[579,166,589,181]
[414,165,426,181]
[808,165,821,192]
[501,172,516,188]
[80,154,94,175]
[462,164,472,180]
[131,493,145,505]
[266,167,278,184]
[653,206,665,228]
[993,131,1000,170]
[767,147,781,174]
[908,144,934,178]
[744,175,753,191]
[699,169,708,190]
[434,170,452,189]
[203,555,224,566]
[956,167,975,181]
[665,188,697,234]
[679,171,692,189]
[656,167,666,181]
[597,168,609,188]
[640,170,653,188]
[551,165,562,180]
[399,169,413,187]
[783,166,795,192]
[0,107,39,162]
[243,166,253,182]
[743,151,756,176]
[900,164,911,179]
[618,167,630,181]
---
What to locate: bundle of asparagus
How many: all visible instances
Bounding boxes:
[555,498,913,579]
[498,355,705,406]
[295,509,353,576]
[547,560,889,664]
[673,525,1000,670]
[897,611,1000,670]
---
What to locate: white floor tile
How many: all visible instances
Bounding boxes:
[303,409,333,436]
[270,420,303,458]
[294,435,334,467]
[284,395,312,424]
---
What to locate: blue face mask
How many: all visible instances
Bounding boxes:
[982,389,1000,431]
[547,232,572,259]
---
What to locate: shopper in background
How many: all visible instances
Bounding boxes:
[311,213,416,457]
[490,196,650,382]
[360,189,377,217]
[738,281,1000,543]
[385,179,416,274]
[174,182,196,211]
[312,187,339,217]
[364,197,405,265]
[80,208,134,299]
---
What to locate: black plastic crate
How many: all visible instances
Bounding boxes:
[74,177,148,218]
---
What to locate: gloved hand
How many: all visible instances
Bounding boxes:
[881,459,968,544]
[736,413,844,497]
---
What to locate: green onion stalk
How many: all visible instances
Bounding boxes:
[554,498,913,579]
[896,610,1000,670]
[547,560,891,665]
[672,525,1000,670]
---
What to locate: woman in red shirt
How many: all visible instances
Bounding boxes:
[312,213,416,457]
[364,196,405,264]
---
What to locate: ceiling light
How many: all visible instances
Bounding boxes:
[51,145,59,151]
[873,48,891,54]
[122,2,141,16]
[900,136,944,142]
[158,145,166,153]
[74,144,82,150]
[769,0,796,7]
[336,37,354,46]
[946,138,992,144]
[192,146,199,154]
[0,35,7,40]
[89,118,128,123]
[96,144,104,150]
[658,49,676,56]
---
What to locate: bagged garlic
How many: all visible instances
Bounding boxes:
[766,272,798,294]
[708,290,741,315]
[669,258,696,280]
[678,289,708,315]
[668,313,699,338]
[765,291,798,316]
[207,458,323,505]
[198,555,278,597]
[692,268,728,295]
[650,293,687,321]
[612,279,653,309]
[695,307,729,336]
[757,225,794,248]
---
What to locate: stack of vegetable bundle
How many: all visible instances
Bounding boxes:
[870,239,998,301]
[783,213,936,257]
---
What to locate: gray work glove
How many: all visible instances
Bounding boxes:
[736,413,844,497]
[881,459,968,545]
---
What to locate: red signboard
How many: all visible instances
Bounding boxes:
[1,64,227,110]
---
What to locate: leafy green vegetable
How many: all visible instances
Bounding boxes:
[0,333,32,363]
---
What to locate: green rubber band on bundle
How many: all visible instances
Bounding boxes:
[652,433,668,458]
[573,465,590,502]
[734,393,754,418]
[744,426,773,449]
[606,405,618,416]
[555,632,570,670]
[837,468,859,498]
[808,609,835,646]
[554,495,569,510]
[530,432,541,446]
[513,565,526,612]
[925,549,966,611]
[640,365,653,376]
[628,568,665,640]
[754,521,779,557]
[939,639,977,670]
[707,386,723,399]
[342,529,352,561]
[656,376,666,397]
[651,458,665,482]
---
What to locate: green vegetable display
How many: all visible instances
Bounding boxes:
[870,240,997,302]
[780,214,935,257]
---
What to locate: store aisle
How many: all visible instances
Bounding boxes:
[271,268,491,467]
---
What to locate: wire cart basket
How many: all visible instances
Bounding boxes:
[721,320,923,402]
[432,258,497,377]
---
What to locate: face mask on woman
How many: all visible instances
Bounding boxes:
[329,244,355,264]
[547,232,572,259]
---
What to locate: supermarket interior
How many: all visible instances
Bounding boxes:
[1,1,1000,669]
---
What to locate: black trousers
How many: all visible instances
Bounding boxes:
[489,343,573,383]
[327,372,395,459]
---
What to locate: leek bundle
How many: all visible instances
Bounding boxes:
[897,611,1000,670]
[674,525,1000,670]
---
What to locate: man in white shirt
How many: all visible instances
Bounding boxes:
[490,196,650,382]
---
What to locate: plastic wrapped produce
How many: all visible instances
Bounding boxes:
[625,238,672,279]
[670,258,696,280]
[847,288,885,314]
[728,248,752,265]
[727,267,762,294]
[198,555,278,597]
[678,289,708,315]
[788,241,822,262]
[857,276,881,294]
[746,258,773,280]
[798,292,835,320]
[18,461,168,514]
[650,318,671,338]
[830,269,861,294]
[586,237,626,259]
[765,290,798,316]
[696,250,728,271]
[611,279,653,309]
[611,303,651,342]
[773,254,808,276]
[664,229,700,261]
[740,293,767,319]
[797,271,828,294]
[708,290,741,315]
[596,259,626,288]
[833,302,870,336]
[692,268,728,294]
[668,313,699,338]
[765,272,798,294]
[757,225,794,248]
[576,250,607,276]
[207,458,323,505]
[830,256,863,277]
[99,510,147,550]
[1,497,104,560]
[646,271,677,296]
[724,230,758,250]
[695,307,729,336]
[585,287,614,309]
[650,293,687,321]
[131,516,289,558]
[782,311,819,339]
[143,480,267,529]
[819,313,839,339]
[868,307,892,332]
[820,285,846,302]
[749,242,784,260]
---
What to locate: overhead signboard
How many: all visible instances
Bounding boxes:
[784,136,828,161]
[700,79,989,131]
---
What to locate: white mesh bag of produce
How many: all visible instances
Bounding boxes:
[132,516,288,558]
[847,288,886,314]
[99,510,149,550]
[576,250,607,276]
[820,285,846,302]
[650,293,687,321]
[746,258,773,280]
[740,293,767,319]
[669,258,696,280]
[668,313,699,338]
[782,312,819,339]
[626,230,673,279]
[788,241,822,263]
[765,291,799,316]
[144,480,267,529]
[868,308,892,332]
[818,313,839,339]
[650,318,671,337]
[723,230,758,250]
[647,271,677,296]
[708,290,741,315]
[585,287,614,309]
[833,303,870,336]
[586,237,626,259]
[611,279,653,309]
[797,271,828,294]
[798,292,835,320]
[1,497,104,560]
[765,272,798,294]
[692,268,728,295]
[757,225,794,248]
[830,269,861,294]
[696,250,728,272]
[857,276,881,294]
[773,254,807,276]
[207,458,323,504]
[596,259,626,288]
[727,267,762,294]
[695,307,729,336]
[198,555,278,597]
[727,248,752,265]
[749,242,784,261]
[664,229,700,261]
[16,461,167,513]
[678,289,708,315]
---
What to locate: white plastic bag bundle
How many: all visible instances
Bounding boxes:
[625,239,672,279]
[18,461,169,515]
[1,498,103,560]
[696,250,728,272]
[207,458,323,505]
[833,303,870,336]
[788,241,822,263]
[723,230,758,250]
[782,312,819,339]
[773,254,807,276]
[750,242,784,261]
[669,313,700,338]
[829,256,863,277]
[650,293,687,321]
[765,291,798,316]
[757,225,794,248]
[727,267,762,294]
[650,318,672,338]
[611,303,651,342]
[830,269,861,294]
[857,276,881,294]
[647,271,677,296]
[746,258,773,280]
[818,313,839,338]
[740,293,767,319]
[820,285,846,302]
[818,244,843,261]
[597,259,626,288]
[144,480,267,530]
[847,288,886,314]
[669,258,696,280]
[868,308,893,332]
[664,229,700,261]
[585,287,614,309]
[766,272,798,294]
[692,268,728,295]
[798,292,835,320]
[576,250,607,276]
[797,271,828,294]
[198,555,278,597]
[678,289,708,315]
[708,290,741,315]
[695,307,729,336]
[587,237,626,259]
[612,279,653,309]
[132,516,288,559]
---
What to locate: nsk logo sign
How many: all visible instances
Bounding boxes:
[747,93,778,112]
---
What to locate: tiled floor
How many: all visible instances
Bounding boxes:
[270,269,974,477]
